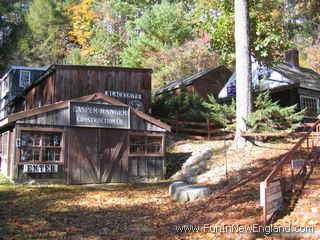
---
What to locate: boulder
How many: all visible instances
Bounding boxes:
[169,181,211,203]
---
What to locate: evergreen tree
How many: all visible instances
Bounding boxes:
[18,0,68,66]
[121,0,193,67]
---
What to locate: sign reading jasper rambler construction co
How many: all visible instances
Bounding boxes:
[70,102,130,129]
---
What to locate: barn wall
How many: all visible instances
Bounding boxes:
[24,66,152,114]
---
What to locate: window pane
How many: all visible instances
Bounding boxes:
[21,148,40,162]
[300,96,318,117]
[130,136,145,153]
[44,148,61,162]
[146,137,162,154]
[20,131,62,162]
[44,133,61,146]
[21,132,41,146]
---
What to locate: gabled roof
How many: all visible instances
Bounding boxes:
[271,63,320,92]
[0,92,171,132]
[155,66,230,95]
[218,61,320,99]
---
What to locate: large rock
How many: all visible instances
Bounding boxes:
[169,181,211,203]
[171,149,212,183]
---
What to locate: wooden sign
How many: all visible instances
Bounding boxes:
[105,90,142,100]
[70,102,130,129]
[260,180,283,215]
[23,164,58,173]
[291,159,305,170]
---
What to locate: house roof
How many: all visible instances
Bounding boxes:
[218,61,320,99]
[0,92,171,132]
[271,63,320,92]
[155,65,230,95]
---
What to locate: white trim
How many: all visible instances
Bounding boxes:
[10,66,47,71]
[300,95,319,117]
[19,70,31,88]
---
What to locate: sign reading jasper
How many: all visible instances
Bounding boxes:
[70,102,130,129]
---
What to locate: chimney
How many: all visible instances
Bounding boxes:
[284,49,299,68]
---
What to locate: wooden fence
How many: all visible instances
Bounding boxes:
[155,117,234,140]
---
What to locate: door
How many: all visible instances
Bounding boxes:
[68,128,129,184]
[100,129,129,183]
[68,128,99,184]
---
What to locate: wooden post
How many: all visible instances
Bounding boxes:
[207,118,211,140]
[175,110,179,134]
[263,184,267,226]
[307,137,309,153]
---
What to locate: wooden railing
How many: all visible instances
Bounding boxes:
[154,117,234,140]
[261,119,320,225]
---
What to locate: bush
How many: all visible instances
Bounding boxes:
[245,91,304,133]
[152,85,206,121]
[203,95,236,131]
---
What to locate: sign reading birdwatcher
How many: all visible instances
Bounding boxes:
[23,164,58,173]
[69,102,130,129]
[260,180,283,215]
[291,159,305,170]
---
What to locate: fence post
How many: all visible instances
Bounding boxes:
[307,137,310,153]
[263,184,268,226]
[207,118,211,140]
[175,110,179,134]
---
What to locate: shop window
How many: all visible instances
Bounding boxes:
[20,131,62,162]
[300,96,318,118]
[130,135,162,155]
[19,70,31,88]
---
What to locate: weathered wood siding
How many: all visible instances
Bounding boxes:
[128,156,165,182]
[24,65,152,113]
[68,128,129,184]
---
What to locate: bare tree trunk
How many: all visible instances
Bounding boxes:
[234,0,252,148]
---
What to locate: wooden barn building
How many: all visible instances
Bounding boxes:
[154,66,232,100]
[0,65,170,184]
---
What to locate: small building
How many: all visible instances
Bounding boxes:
[0,66,47,119]
[0,65,170,183]
[218,50,320,119]
[154,66,232,100]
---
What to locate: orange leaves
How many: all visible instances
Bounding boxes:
[66,0,97,48]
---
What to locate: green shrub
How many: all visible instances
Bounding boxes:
[152,85,206,121]
[245,91,305,133]
[203,95,236,131]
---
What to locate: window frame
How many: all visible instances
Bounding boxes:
[19,70,31,88]
[129,133,164,157]
[17,128,65,165]
[300,95,319,118]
